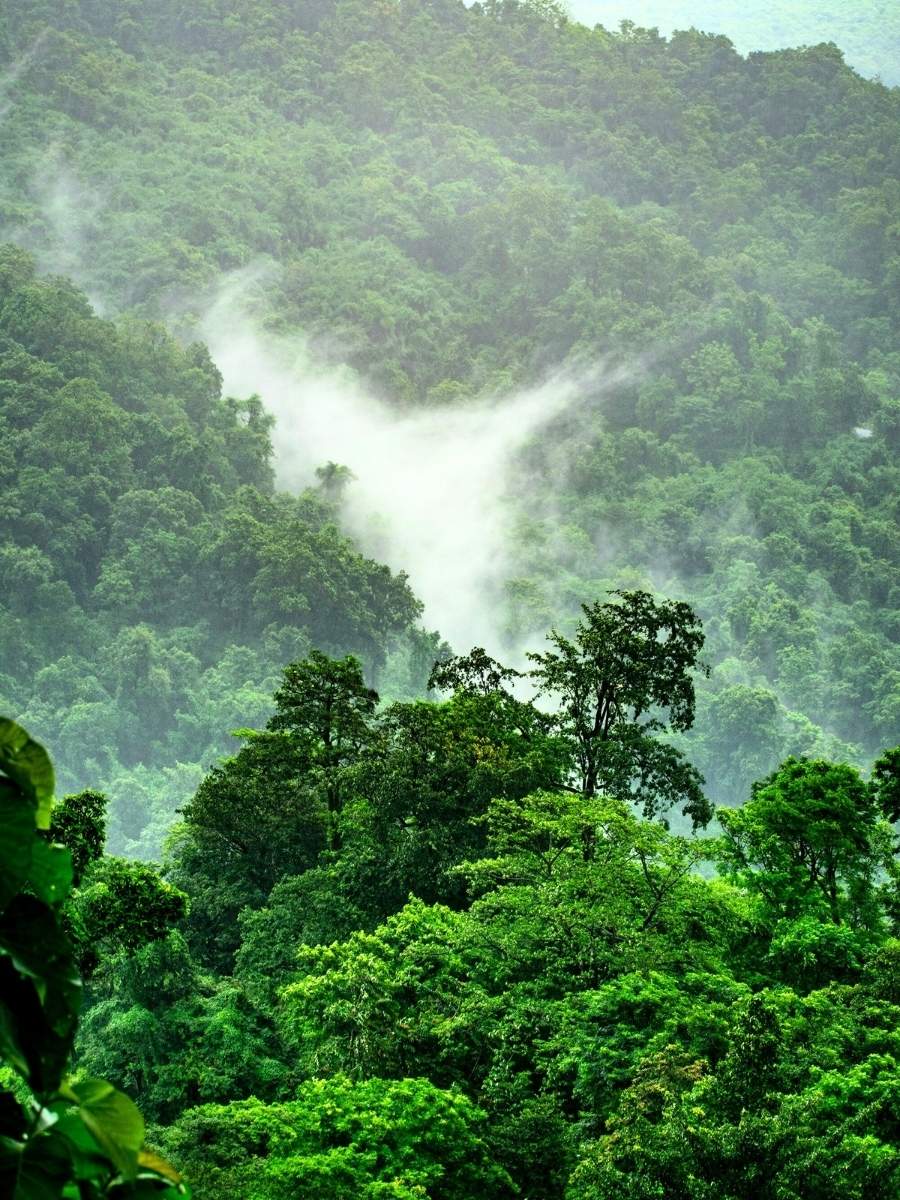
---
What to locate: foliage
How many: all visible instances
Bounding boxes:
[0,716,186,1198]
[0,247,424,856]
[528,591,710,824]
[45,789,106,885]
[268,651,379,847]
[0,1,899,1195]
[717,755,897,929]
[160,1077,515,1200]
[1,0,899,824]
[8,656,900,1198]
[71,857,188,975]
[433,590,712,825]
[566,987,900,1199]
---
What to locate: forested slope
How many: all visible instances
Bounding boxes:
[1,3,900,1198]
[2,0,898,815]
[0,246,430,855]
[573,1,900,84]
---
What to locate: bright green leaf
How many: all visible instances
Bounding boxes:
[60,1079,144,1180]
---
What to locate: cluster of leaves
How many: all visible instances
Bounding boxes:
[0,717,187,1198]
[0,245,428,856]
[162,1078,515,1200]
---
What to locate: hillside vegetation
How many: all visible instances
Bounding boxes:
[2,0,898,826]
[5,631,899,1197]
[0,246,431,854]
[575,1,900,84]
[0,5,899,1195]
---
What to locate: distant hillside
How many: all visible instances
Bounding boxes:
[569,1,900,84]
[0,246,429,855]
[1,0,898,815]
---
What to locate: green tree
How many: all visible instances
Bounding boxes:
[718,755,897,929]
[435,592,711,825]
[169,731,327,972]
[76,932,291,1125]
[528,591,708,820]
[337,687,568,918]
[161,1077,515,1200]
[267,651,378,849]
[171,653,378,968]
[70,856,188,975]
[45,787,106,885]
[566,985,900,1200]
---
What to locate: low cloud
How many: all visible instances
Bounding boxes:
[200,267,629,654]
[0,31,48,123]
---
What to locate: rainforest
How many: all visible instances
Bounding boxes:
[0,1,898,1197]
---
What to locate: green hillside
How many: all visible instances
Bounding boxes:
[2,0,898,817]
[1,2,899,1198]
[0,246,431,855]
[572,1,900,84]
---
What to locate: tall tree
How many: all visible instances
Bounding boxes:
[717,754,898,928]
[434,592,711,825]
[45,788,106,885]
[267,651,379,848]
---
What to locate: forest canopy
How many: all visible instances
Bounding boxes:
[1,0,897,847]
[0,1,898,1197]
[5,631,898,1196]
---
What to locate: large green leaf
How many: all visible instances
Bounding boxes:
[0,1135,21,1200]
[0,968,31,1079]
[26,844,73,909]
[50,1110,111,1185]
[0,785,35,914]
[0,899,81,1092]
[2,1125,72,1200]
[0,1094,26,1141]
[0,963,76,1095]
[0,897,81,1018]
[60,1079,144,1180]
[0,721,54,830]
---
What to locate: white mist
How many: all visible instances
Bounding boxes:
[200,273,613,653]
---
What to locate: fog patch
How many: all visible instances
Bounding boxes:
[0,31,48,123]
[0,157,110,314]
[200,267,630,654]
[32,162,108,311]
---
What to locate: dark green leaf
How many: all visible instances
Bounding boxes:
[8,1125,72,1200]
[0,721,54,831]
[27,844,73,908]
[0,786,36,914]
[0,1094,26,1140]
[0,898,81,1092]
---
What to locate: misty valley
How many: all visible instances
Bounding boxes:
[0,2,898,1198]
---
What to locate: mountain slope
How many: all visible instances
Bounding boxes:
[1,0,898,807]
[0,245,429,854]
